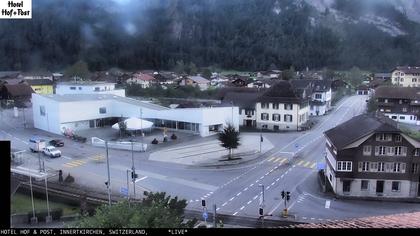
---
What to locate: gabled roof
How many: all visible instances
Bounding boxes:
[0,71,21,79]
[131,73,155,81]
[290,79,331,92]
[324,113,400,150]
[3,84,34,97]
[187,76,210,84]
[393,66,420,74]
[375,86,420,100]
[221,91,261,109]
[257,81,308,104]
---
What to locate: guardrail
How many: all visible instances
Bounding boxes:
[91,137,147,152]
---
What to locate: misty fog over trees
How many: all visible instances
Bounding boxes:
[1,0,420,72]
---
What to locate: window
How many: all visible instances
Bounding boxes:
[94,87,100,91]
[384,99,388,103]
[391,181,400,192]
[262,124,268,129]
[394,146,402,156]
[39,106,46,116]
[400,116,405,120]
[413,78,417,82]
[99,107,107,114]
[401,78,404,82]
[337,161,352,172]
[272,114,280,122]
[70,87,76,90]
[391,116,397,119]
[273,125,279,131]
[273,103,279,109]
[79,87,82,90]
[412,163,419,174]
[261,103,269,109]
[284,115,293,122]
[393,163,401,172]
[415,149,420,156]
[261,113,269,121]
[376,133,392,141]
[363,146,371,156]
[315,94,322,99]
[378,162,385,172]
[362,162,369,172]
[395,135,402,142]
[361,180,369,191]
[377,146,387,155]
[284,104,293,110]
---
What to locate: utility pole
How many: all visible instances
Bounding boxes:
[259,184,265,227]
[29,175,37,224]
[22,107,26,128]
[37,142,42,172]
[259,132,263,153]
[126,169,130,207]
[213,204,217,228]
[140,108,144,152]
[105,141,111,206]
[44,175,52,223]
[131,141,136,199]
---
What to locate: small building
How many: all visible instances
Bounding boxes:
[56,81,125,97]
[221,91,261,128]
[1,84,34,106]
[255,81,310,131]
[24,79,54,95]
[32,93,239,137]
[20,72,53,81]
[126,73,156,88]
[179,76,210,91]
[356,84,370,95]
[291,79,332,116]
[373,73,391,81]
[391,66,420,87]
[374,86,420,125]
[324,113,420,199]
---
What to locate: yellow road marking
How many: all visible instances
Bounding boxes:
[303,161,311,167]
[273,158,282,163]
[72,160,86,164]
[268,157,276,162]
[279,158,287,164]
[310,163,316,169]
[297,160,304,166]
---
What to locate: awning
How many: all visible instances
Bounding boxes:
[112,117,153,131]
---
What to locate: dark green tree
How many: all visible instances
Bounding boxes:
[218,124,240,160]
[74,192,196,228]
[64,60,90,80]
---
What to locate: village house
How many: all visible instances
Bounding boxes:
[178,75,210,90]
[0,83,34,107]
[324,113,420,199]
[126,72,156,88]
[391,66,420,87]
[24,79,54,95]
[290,79,332,116]
[374,86,420,125]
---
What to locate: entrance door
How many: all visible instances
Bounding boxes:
[89,120,95,128]
[343,180,351,193]
[376,180,384,194]
[246,120,252,127]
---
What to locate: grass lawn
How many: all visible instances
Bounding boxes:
[11,193,80,215]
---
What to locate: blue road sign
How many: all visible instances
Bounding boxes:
[317,162,326,170]
[120,187,128,196]
[202,212,208,220]
[295,143,299,148]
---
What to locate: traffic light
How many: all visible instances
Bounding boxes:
[281,190,285,199]
[260,135,263,142]
[201,200,206,207]
[131,172,138,179]
[286,191,290,201]
[105,181,108,186]
[259,208,263,216]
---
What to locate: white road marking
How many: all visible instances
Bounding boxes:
[240,206,245,210]
[256,180,260,183]
[276,178,280,181]
[281,174,284,178]
[236,192,241,196]
[260,176,264,179]
[229,197,235,201]
[249,183,254,187]
[189,200,193,203]
[216,208,220,211]
[311,218,315,220]
[302,217,307,220]
[253,195,258,200]
[293,165,296,167]
[247,200,252,205]
[244,187,248,191]
[325,200,331,209]
[62,156,72,160]
[233,212,238,216]
[135,176,148,182]
[195,199,199,202]
[222,202,228,207]
[266,186,270,190]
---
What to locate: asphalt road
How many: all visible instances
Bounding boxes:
[4,95,420,225]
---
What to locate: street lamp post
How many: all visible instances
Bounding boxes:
[131,141,136,199]
[126,169,130,207]
[259,184,265,226]
[44,175,52,223]
[105,141,111,206]
[29,175,37,224]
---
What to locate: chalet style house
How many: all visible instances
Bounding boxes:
[324,113,420,199]
[290,79,332,116]
[391,66,420,87]
[374,86,420,126]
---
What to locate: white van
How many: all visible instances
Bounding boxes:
[29,137,46,152]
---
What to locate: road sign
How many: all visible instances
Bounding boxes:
[202,211,208,221]
[295,143,299,148]
[317,162,326,171]
[120,187,128,196]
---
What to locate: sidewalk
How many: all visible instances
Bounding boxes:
[148,134,274,166]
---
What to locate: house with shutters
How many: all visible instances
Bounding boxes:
[324,113,420,199]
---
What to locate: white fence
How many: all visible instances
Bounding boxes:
[91,137,147,152]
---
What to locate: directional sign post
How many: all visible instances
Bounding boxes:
[202,211,208,224]
[120,187,128,197]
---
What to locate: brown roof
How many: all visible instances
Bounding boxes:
[394,66,420,74]
[3,84,34,97]
[289,211,420,228]
[375,86,420,100]
[132,73,155,81]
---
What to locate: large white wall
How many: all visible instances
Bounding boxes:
[56,83,125,97]
[32,94,61,135]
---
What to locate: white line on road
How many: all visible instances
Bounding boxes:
[249,183,254,187]
[236,192,241,196]
[302,217,307,220]
[256,180,260,183]
[260,176,264,180]
[62,156,72,160]
[240,206,245,210]
[276,178,280,181]
[229,197,235,201]
[244,187,248,191]
[281,174,284,178]
[216,208,220,211]
[266,186,270,190]
[253,195,258,200]
[195,199,199,202]
[325,200,331,209]
[247,200,252,205]
[233,212,238,216]
[222,202,228,207]
[311,218,315,220]
[189,200,193,203]
[135,176,148,182]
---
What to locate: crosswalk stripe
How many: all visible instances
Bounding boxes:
[303,161,311,167]
[268,157,276,162]
[63,163,78,167]
[310,163,316,169]
[297,160,304,166]
[72,160,86,164]
[279,158,287,164]
[273,158,282,163]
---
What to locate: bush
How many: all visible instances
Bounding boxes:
[151,138,158,144]
[64,173,75,183]
[171,134,177,140]
[27,208,63,222]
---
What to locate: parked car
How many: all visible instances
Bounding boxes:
[49,139,64,147]
[29,137,46,152]
[43,146,62,158]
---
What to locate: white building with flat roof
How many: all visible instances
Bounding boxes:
[56,81,125,97]
[32,93,239,137]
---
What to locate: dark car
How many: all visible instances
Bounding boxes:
[49,139,64,147]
